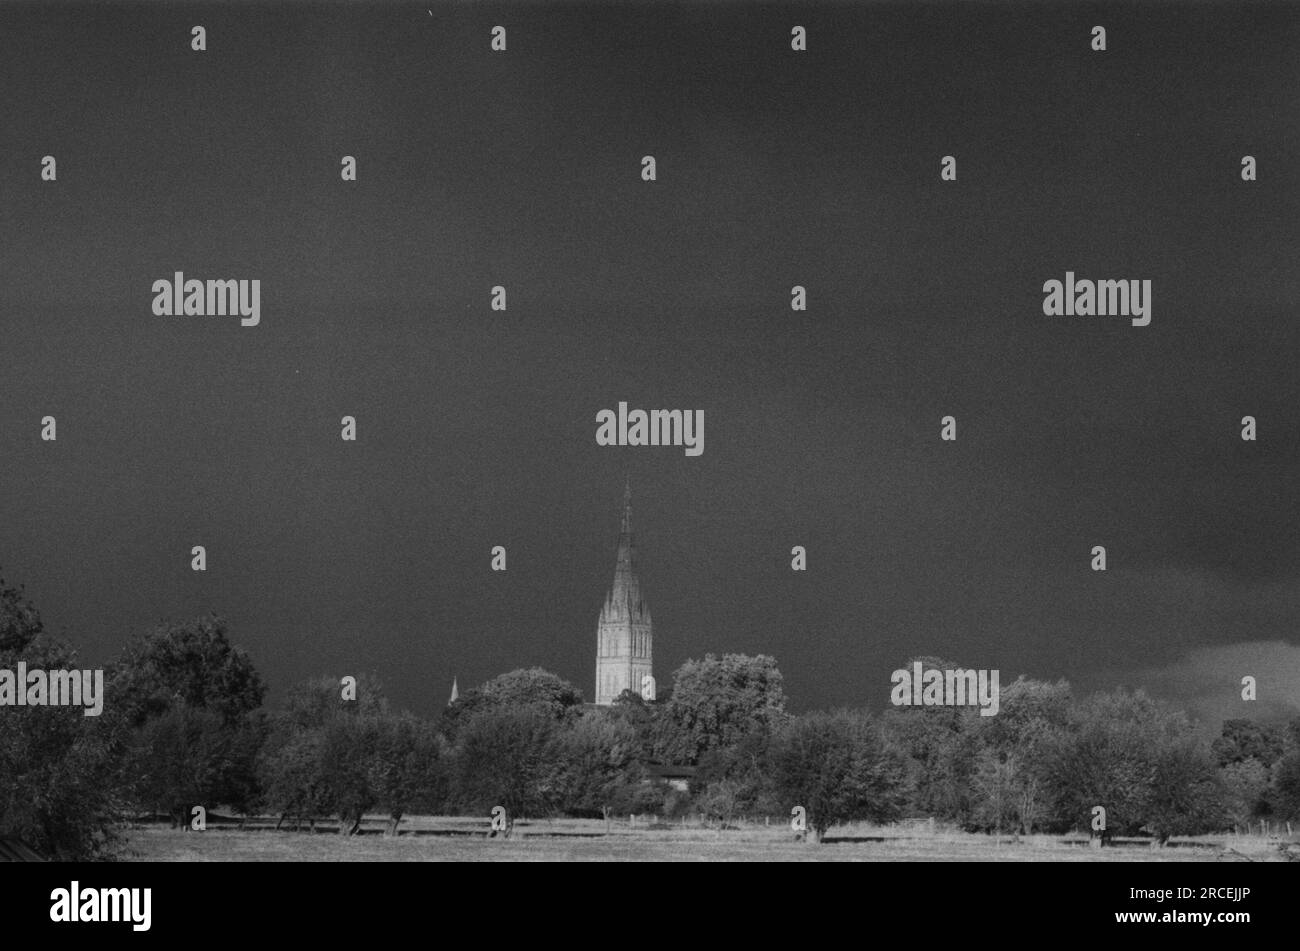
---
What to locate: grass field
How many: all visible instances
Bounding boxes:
[121,816,1295,862]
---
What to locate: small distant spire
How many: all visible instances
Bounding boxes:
[448,677,459,706]
[621,475,632,535]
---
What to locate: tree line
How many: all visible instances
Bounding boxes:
[2,574,1298,858]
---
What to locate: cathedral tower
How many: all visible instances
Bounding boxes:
[595,480,653,705]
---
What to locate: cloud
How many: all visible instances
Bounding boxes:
[1096,640,1300,737]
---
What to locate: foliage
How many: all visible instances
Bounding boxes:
[0,573,125,859]
[1272,753,1300,822]
[1213,719,1287,768]
[127,703,265,825]
[3,563,1286,848]
[1042,689,1224,840]
[967,677,1072,833]
[1219,758,1271,829]
[257,674,423,835]
[769,709,907,840]
[439,667,583,741]
[0,573,44,653]
[880,704,979,824]
[450,706,562,834]
[368,713,445,831]
[109,615,266,818]
[109,615,264,728]
[553,711,642,817]
[1144,739,1225,843]
[692,731,775,817]
[660,654,787,764]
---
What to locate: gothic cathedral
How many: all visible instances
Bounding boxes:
[595,481,654,705]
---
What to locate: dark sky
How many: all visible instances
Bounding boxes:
[2,1,1297,730]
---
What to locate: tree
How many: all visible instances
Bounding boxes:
[0,572,44,652]
[478,667,584,713]
[1145,739,1225,843]
[129,703,264,826]
[259,727,331,831]
[660,654,788,764]
[0,572,124,859]
[971,748,1020,836]
[451,706,561,837]
[879,656,992,826]
[553,711,642,818]
[1043,691,1149,836]
[969,677,1072,833]
[257,674,390,835]
[1213,719,1286,768]
[699,778,742,830]
[1287,716,1300,752]
[607,689,663,762]
[1042,689,1217,841]
[110,615,264,728]
[277,673,386,726]
[109,616,267,819]
[1220,758,1270,832]
[367,713,445,835]
[319,712,382,835]
[880,703,979,824]
[1272,753,1300,822]
[439,667,583,741]
[692,730,775,818]
[769,709,907,842]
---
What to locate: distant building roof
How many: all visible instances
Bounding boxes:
[0,836,47,862]
[644,763,696,780]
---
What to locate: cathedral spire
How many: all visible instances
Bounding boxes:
[596,479,653,705]
[621,474,631,535]
[610,478,638,608]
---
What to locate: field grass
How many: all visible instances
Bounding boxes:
[121,816,1295,862]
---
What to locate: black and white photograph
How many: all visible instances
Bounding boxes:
[0,0,1295,933]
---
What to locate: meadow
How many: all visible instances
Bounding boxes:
[121,816,1293,862]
